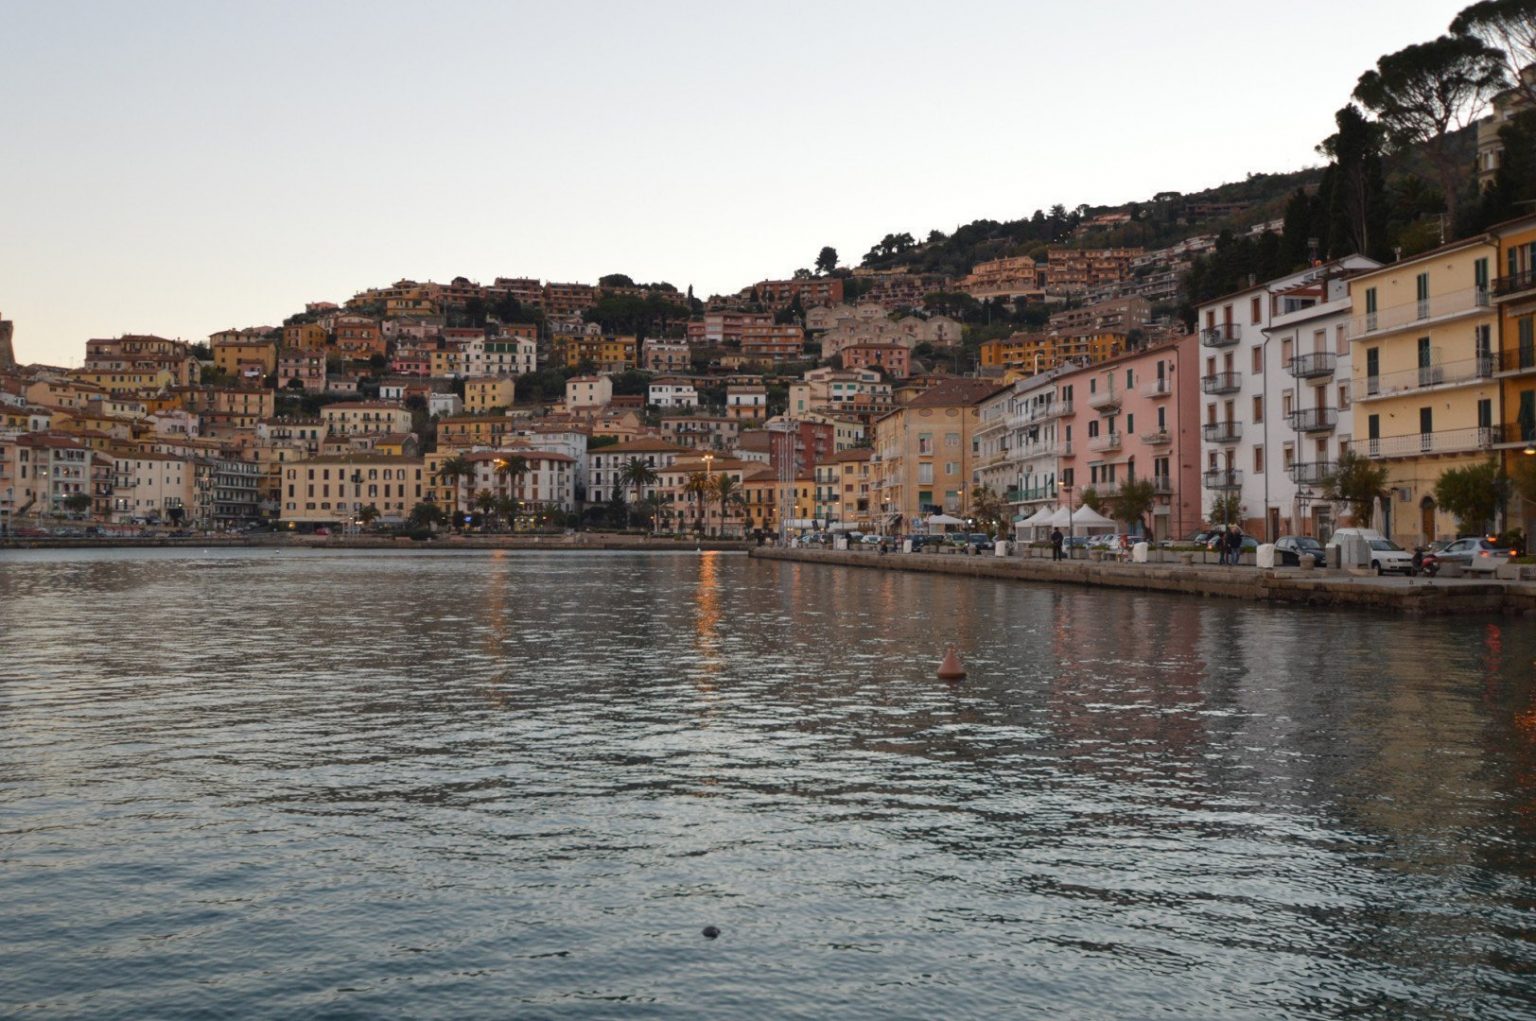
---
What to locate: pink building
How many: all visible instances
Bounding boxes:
[1054,333,1201,541]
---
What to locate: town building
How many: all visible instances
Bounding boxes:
[1345,241,1497,546]
[280,454,428,526]
[873,377,1004,531]
[1196,256,1379,539]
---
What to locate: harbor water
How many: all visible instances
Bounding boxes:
[2,548,1533,1019]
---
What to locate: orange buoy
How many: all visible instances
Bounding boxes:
[937,645,967,681]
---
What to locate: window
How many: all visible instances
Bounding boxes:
[1252,347,1262,374]
[1253,396,1264,422]
[1125,413,1134,434]
[1281,337,1293,368]
[1250,296,1262,324]
[1338,382,1351,409]
[918,463,933,484]
[1253,446,1264,474]
[1477,398,1492,430]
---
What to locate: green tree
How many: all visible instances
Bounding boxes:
[473,489,498,528]
[618,457,659,528]
[1079,486,1104,513]
[815,246,838,275]
[62,492,92,517]
[969,485,1006,537]
[684,471,712,533]
[1353,34,1506,226]
[434,455,474,516]
[1111,479,1157,537]
[641,492,670,534]
[1208,493,1243,528]
[1433,460,1501,534]
[1316,104,1390,261]
[1323,450,1391,525]
[357,504,380,528]
[599,273,635,288]
[713,474,747,537]
[408,501,447,529]
[1452,1,1536,109]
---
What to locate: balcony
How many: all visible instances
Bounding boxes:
[1290,407,1338,432]
[1202,420,1242,444]
[1201,371,1242,395]
[1360,354,1493,401]
[1009,400,1071,428]
[1288,352,1337,380]
[1351,285,1490,337]
[1139,376,1174,399]
[1057,440,1074,458]
[1152,474,1172,494]
[1140,429,1172,446]
[1086,386,1122,412]
[1203,468,1242,490]
[1289,461,1336,485]
[1496,345,1536,376]
[1201,323,1241,348]
[1088,431,1123,453]
[1365,426,1498,459]
[1492,266,1536,299]
[1016,484,1056,503]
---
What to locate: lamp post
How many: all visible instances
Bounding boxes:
[1296,485,1313,537]
[703,452,714,537]
[1061,482,1075,559]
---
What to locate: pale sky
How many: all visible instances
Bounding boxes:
[1,0,1468,365]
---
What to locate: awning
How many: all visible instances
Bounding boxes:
[928,513,966,526]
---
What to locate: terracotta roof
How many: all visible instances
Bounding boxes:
[902,378,1007,408]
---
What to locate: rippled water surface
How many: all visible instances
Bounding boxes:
[3,548,1535,1019]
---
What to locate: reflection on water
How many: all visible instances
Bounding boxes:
[1,548,1534,1020]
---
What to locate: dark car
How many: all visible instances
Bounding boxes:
[1274,535,1326,567]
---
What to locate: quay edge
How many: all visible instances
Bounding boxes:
[750,547,1536,618]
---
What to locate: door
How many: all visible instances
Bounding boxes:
[1420,497,1436,546]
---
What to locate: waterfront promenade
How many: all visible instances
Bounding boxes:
[753,546,1536,617]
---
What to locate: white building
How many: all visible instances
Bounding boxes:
[648,378,699,409]
[1196,256,1378,538]
[566,375,613,410]
[466,335,536,378]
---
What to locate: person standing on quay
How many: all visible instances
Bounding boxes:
[1226,525,1242,566]
[1050,527,1064,562]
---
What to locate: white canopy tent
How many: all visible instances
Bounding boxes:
[1014,507,1057,536]
[1071,506,1117,530]
[926,513,966,530]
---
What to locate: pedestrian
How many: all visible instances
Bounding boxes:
[1050,527,1064,562]
[1226,524,1241,566]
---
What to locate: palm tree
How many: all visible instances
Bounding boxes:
[495,494,518,530]
[714,474,747,537]
[473,489,497,529]
[684,471,712,534]
[617,457,659,529]
[493,455,530,530]
[435,455,474,520]
[641,492,670,534]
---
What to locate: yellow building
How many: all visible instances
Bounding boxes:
[279,454,428,526]
[465,377,517,414]
[1348,235,1500,546]
[1491,215,1536,538]
[211,331,278,379]
[873,378,1003,530]
[283,322,330,351]
[978,331,1123,372]
[813,447,876,529]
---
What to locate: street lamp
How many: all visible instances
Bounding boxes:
[1061,482,1075,559]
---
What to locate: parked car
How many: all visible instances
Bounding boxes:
[1330,528,1414,575]
[1434,536,1518,573]
[1273,535,1327,567]
[1206,531,1259,552]
[906,534,945,551]
[858,534,883,546]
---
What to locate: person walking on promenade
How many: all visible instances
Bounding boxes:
[1226,525,1242,566]
[1050,527,1064,562]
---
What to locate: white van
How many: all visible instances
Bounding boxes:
[1330,528,1415,575]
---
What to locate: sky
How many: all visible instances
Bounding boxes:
[0,0,1470,366]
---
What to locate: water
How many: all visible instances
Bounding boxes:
[2,548,1534,1019]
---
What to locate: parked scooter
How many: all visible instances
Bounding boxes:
[1412,546,1439,577]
